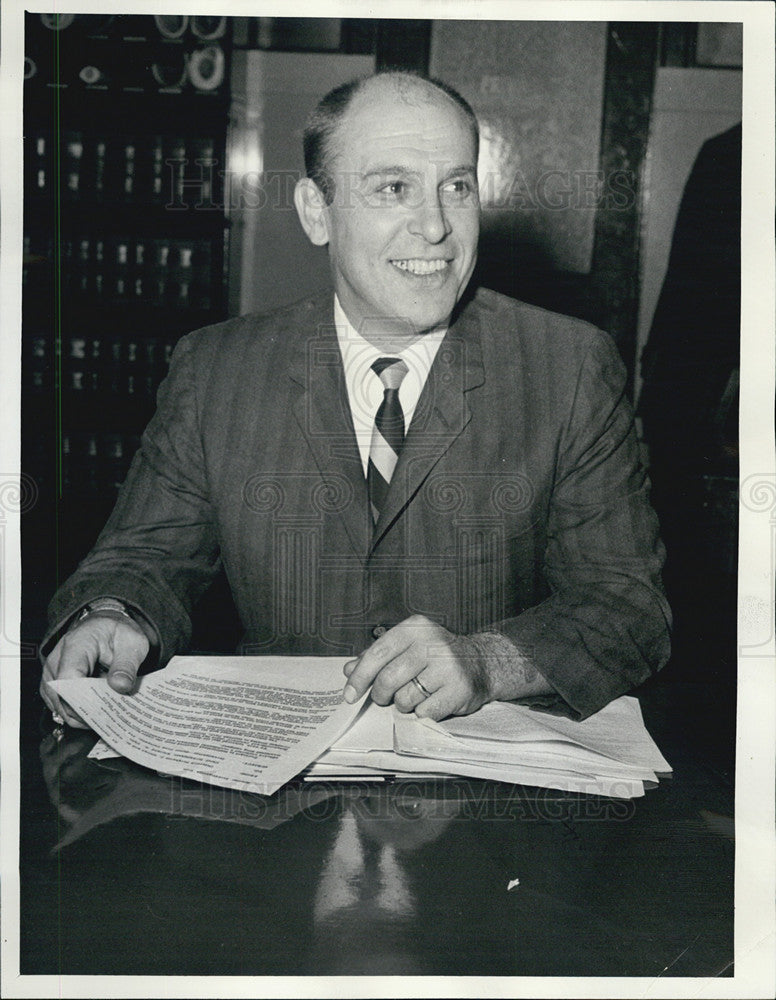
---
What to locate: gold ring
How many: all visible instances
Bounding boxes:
[411,675,432,699]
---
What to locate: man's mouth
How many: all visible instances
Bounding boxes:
[390,259,450,276]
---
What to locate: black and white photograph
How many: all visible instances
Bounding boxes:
[1,1,773,996]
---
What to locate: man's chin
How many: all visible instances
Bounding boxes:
[339,282,463,340]
[398,294,461,336]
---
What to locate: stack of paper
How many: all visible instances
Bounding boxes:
[306,696,671,799]
[51,656,670,800]
[51,655,368,796]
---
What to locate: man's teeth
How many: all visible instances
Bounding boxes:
[391,259,449,275]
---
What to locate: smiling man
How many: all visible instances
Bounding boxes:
[41,72,670,728]
[295,74,480,344]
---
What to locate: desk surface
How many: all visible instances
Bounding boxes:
[19,682,734,978]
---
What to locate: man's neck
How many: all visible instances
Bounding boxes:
[335,297,449,354]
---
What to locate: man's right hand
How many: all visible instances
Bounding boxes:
[40,615,150,728]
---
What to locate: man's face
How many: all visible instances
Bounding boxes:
[321,79,480,338]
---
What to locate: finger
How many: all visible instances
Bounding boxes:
[413,688,457,722]
[41,629,103,726]
[41,619,141,724]
[343,659,357,678]
[50,627,102,679]
[39,671,90,728]
[102,624,149,694]
[60,704,91,728]
[371,647,435,706]
[393,675,433,713]
[57,694,91,728]
[343,625,416,703]
[348,641,432,707]
[39,680,90,728]
[39,677,58,716]
[413,672,483,722]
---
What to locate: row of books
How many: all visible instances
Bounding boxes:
[24,130,221,208]
[26,334,178,397]
[23,431,143,495]
[62,432,143,494]
[23,232,215,310]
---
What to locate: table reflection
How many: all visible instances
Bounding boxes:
[39,728,344,851]
[23,706,734,977]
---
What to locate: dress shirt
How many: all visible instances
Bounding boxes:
[333,295,446,475]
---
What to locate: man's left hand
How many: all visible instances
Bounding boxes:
[343,615,491,721]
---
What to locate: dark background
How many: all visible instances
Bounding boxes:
[20,15,741,776]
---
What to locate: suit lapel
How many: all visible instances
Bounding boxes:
[287,300,371,560]
[371,303,486,550]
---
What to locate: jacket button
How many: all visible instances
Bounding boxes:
[372,624,388,639]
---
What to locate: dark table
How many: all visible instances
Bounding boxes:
[19,680,734,978]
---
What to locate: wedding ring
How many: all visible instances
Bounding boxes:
[411,676,432,699]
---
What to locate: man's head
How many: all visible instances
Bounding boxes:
[294,72,481,343]
[302,72,480,205]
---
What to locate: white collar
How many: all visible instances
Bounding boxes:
[333,295,447,472]
[333,294,447,389]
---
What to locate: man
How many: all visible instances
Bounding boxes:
[639,123,740,688]
[41,71,670,728]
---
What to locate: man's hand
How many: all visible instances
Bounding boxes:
[40,615,150,728]
[342,615,492,722]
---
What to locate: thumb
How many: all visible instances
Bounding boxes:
[101,621,149,694]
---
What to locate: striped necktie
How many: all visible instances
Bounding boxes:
[367,357,409,524]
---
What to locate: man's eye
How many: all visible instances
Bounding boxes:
[380,180,406,196]
[443,178,472,196]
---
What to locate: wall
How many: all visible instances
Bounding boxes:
[429,20,608,276]
[227,50,374,317]
[635,67,742,399]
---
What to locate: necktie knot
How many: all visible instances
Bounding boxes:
[372,357,409,392]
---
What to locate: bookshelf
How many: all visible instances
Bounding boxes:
[22,12,232,631]
[21,14,430,649]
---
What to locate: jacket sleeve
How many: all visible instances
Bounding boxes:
[495,331,672,719]
[43,333,221,667]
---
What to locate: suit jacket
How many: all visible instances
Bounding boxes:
[47,287,671,719]
[639,122,741,474]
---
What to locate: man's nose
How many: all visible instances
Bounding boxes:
[407,193,451,244]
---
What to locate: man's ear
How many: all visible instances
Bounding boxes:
[294,177,330,247]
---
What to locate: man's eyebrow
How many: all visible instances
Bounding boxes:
[440,164,478,177]
[437,166,479,189]
[361,166,421,180]
[360,164,478,181]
